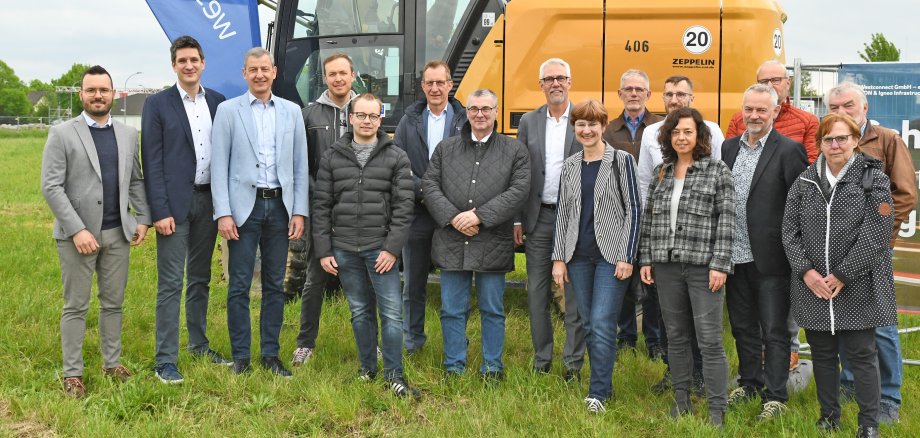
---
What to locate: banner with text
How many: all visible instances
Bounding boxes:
[146,0,261,97]
[839,63,920,295]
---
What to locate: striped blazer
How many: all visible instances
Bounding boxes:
[552,144,641,264]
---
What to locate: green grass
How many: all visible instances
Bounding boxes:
[1,132,918,437]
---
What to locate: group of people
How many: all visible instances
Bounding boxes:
[40,34,915,437]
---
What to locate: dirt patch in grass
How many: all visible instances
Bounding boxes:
[0,400,56,438]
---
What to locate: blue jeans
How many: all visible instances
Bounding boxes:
[334,248,404,380]
[567,254,628,401]
[841,324,902,406]
[440,270,506,374]
[226,198,289,360]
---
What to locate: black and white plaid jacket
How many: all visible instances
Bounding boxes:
[638,156,735,273]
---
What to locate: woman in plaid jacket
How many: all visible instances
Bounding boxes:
[638,107,735,427]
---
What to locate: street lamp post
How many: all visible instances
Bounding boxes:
[123,72,142,124]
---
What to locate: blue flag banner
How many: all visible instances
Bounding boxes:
[146,0,261,97]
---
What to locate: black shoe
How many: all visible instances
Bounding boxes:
[816,416,841,432]
[260,356,293,378]
[709,409,725,428]
[481,371,504,383]
[194,348,234,366]
[533,363,551,374]
[651,371,672,394]
[648,344,666,361]
[563,368,581,382]
[856,426,880,438]
[387,377,421,399]
[358,367,379,381]
[669,390,692,418]
[232,359,252,375]
[617,339,637,352]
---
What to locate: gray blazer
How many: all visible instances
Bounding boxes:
[515,103,582,234]
[41,115,150,242]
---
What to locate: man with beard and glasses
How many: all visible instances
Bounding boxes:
[721,83,807,421]
[42,65,151,398]
[514,58,586,380]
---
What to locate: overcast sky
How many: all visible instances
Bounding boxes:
[2,1,917,90]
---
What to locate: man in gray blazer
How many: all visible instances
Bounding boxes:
[211,48,309,377]
[513,58,585,379]
[41,65,150,398]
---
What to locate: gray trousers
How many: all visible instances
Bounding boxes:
[154,191,217,365]
[297,218,329,349]
[525,206,586,370]
[654,262,728,412]
[58,227,130,377]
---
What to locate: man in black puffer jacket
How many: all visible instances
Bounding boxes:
[422,88,530,380]
[312,93,418,397]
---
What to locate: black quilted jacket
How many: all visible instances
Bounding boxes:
[422,123,530,272]
[312,130,414,258]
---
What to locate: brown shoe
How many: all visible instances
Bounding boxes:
[789,352,800,371]
[63,376,85,398]
[102,365,132,382]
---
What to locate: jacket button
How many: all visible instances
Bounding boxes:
[475,162,480,165]
[97,201,102,205]
[472,180,476,183]
[678,226,683,231]
[468,200,473,203]
[465,241,469,245]
[256,164,260,168]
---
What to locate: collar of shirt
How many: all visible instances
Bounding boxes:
[472,132,492,143]
[546,104,570,122]
[179,85,205,101]
[624,110,646,127]
[860,121,868,137]
[248,91,275,108]
[741,127,772,150]
[427,105,447,120]
[82,112,112,128]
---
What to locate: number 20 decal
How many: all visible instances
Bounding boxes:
[682,25,712,55]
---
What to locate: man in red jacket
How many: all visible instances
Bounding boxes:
[726,60,819,164]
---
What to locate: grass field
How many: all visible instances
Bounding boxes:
[0,130,917,437]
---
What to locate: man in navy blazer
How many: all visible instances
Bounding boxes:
[142,36,231,384]
[211,47,309,376]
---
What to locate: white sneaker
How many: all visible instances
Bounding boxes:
[584,397,606,414]
[291,347,314,366]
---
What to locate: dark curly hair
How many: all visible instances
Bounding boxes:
[657,107,712,164]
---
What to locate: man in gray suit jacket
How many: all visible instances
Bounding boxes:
[513,58,585,379]
[41,65,150,398]
[211,48,309,377]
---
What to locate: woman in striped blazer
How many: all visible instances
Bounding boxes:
[551,99,641,414]
[638,107,735,427]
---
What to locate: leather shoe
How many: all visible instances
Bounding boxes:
[533,363,551,374]
[816,416,840,432]
[563,368,581,382]
[232,359,252,375]
[261,356,293,378]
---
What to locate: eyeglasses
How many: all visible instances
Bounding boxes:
[352,112,380,121]
[540,76,570,85]
[663,92,692,100]
[821,134,852,146]
[423,80,450,88]
[620,86,648,94]
[83,88,112,96]
[468,107,494,115]
[757,77,787,85]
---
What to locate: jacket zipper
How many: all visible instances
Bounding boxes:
[801,177,837,334]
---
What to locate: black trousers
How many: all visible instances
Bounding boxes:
[806,328,880,427]
[726,262,791,402]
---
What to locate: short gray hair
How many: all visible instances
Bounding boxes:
[743,83,779,106]
[620,69,650,89]
[755,60,789,78]
[539,58,571,80]
[826,81,868,107]
[467,88,498,107]
[243,47,273,66]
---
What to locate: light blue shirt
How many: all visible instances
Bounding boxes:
[248,92,280,189]
[427,106,447,158]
